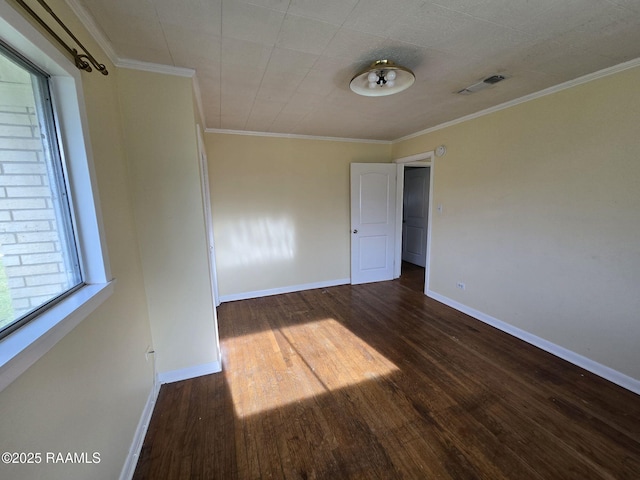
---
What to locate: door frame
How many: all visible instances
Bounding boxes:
[196,125,221,307]
[394,151,435,295]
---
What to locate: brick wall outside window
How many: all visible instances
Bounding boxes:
[0,80,72,323]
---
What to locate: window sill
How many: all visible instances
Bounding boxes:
[0,281,115,392]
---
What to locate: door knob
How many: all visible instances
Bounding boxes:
[353,229,358,234]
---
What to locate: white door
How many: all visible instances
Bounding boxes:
[350,163,397,284]
[402,167,430,267]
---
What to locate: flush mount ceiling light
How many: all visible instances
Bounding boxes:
[350,60,415,97]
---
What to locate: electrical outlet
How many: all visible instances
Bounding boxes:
[145,347,155,362]
[456,282,466,291]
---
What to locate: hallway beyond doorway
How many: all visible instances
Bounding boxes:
[399,261,424,293]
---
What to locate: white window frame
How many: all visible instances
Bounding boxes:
[0,1,113,392]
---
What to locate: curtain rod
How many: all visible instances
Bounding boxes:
[14,0,108,75]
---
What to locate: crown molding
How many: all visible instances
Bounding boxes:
[114,58,195,77]
[394,56,640,143]
[64,0,117,65]
[205,128,392,144]
[65,0,195,78]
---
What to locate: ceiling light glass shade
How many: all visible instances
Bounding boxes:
[350,60,415,97]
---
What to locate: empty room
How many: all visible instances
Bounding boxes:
[0,1,638,479]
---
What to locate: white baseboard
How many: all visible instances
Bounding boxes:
[219,278,351,303]
[119,378,161,480]
[427,290,640,396]
[120,358,222,479]
[157,360,222,385]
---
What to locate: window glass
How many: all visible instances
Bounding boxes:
[0,46,82,338]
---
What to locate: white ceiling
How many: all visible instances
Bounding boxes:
[74,0,640,141]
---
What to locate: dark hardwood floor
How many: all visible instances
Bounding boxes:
[399,261,425,293]
[134,275,640,479]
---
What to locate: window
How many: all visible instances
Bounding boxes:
[0,43,83,339]
[0,3,113,392]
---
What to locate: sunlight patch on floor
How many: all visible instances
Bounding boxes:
[224,318,398,418]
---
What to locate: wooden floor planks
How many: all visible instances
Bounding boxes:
[134,268,640,479]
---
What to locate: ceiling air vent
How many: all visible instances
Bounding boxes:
[457,74,506,95]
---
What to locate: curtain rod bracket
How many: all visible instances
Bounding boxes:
[14,0,108,75]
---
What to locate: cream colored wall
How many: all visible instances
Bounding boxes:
[0,1,154,479]
[117,69,219,374]
[393,65,640,381]
[205,133,391,298]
